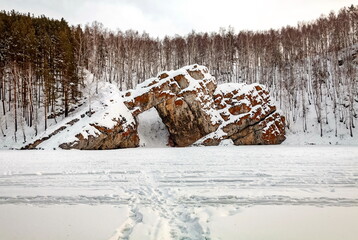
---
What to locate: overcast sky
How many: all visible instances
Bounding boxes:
[0,0,355,37]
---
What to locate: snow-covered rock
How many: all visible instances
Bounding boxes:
[196,83,286,145]
[124,64,221,147]
[23,82,139,150]
[125,65,285,147]
[21,65,285,149]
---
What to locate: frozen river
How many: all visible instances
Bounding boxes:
[0,146,358,240]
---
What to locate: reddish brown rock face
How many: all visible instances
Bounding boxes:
[124,65,221,147]
[124,65,285,147]
[196,83,286,146]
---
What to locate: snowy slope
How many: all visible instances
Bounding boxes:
[278,44,358,145]
[284,116,358,146]
[0,71,135,150]
[281,90,358,145]
[35,81,135,149]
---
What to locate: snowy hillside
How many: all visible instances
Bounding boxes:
[280,44,358,145]
[0,71,137,150]
[284,100,358,145]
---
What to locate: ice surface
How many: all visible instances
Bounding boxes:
[203,205,358,240]
[0,205,128,240]
[0,146,358,239]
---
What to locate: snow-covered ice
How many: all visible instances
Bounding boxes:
[0,146,358,239]
[0,204,129,240]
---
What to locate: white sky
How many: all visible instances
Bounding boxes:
[0,0,356,37]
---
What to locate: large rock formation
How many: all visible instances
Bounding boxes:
[123,65,222,147]
[22,65,285,149]
[124,65,285,147]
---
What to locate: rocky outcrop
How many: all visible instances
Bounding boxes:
[59,117,139,150]
[124,65,285,147]
[195,83,285,146]
[124,65,222,147]
[23,82,139,150]
[24,113,139,150]
[23,65,285,149]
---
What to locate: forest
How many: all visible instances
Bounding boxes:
[0,5,357,143]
